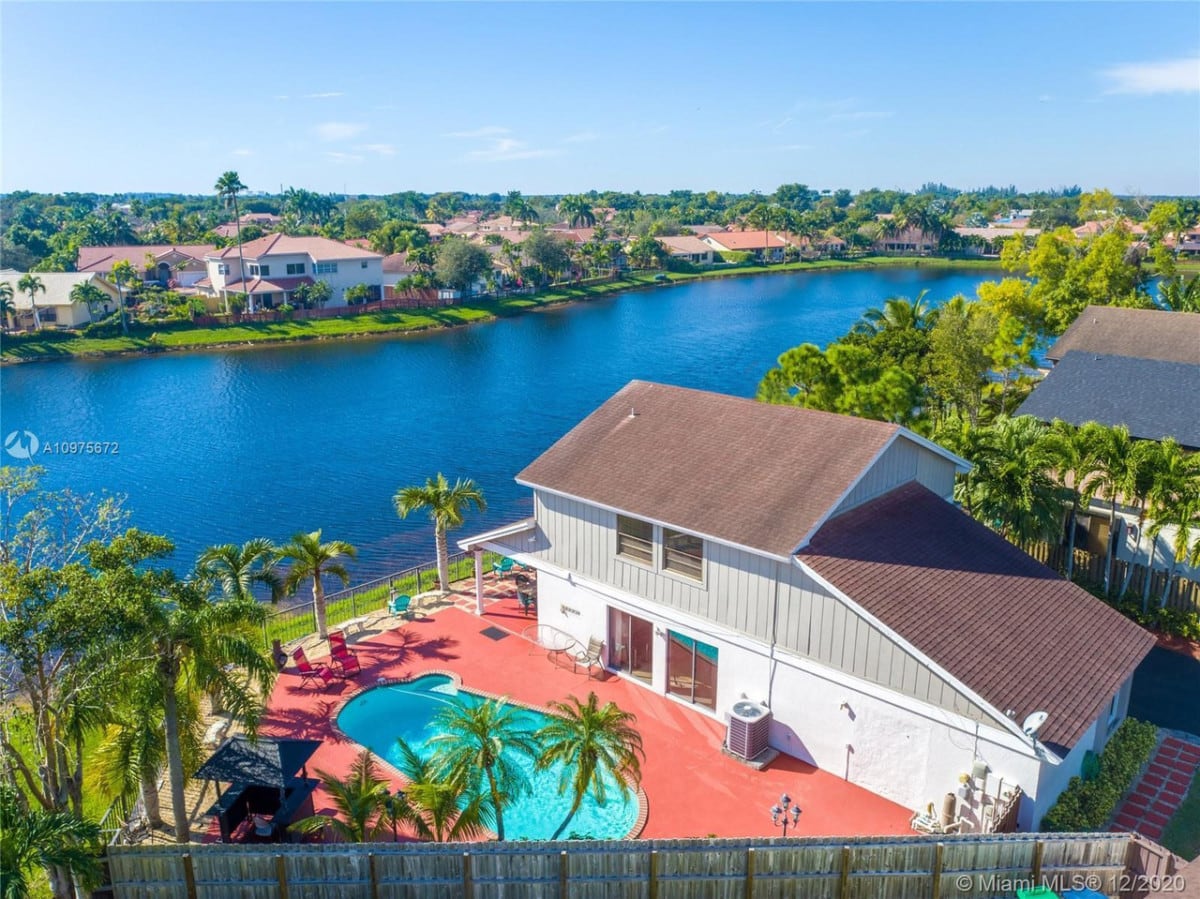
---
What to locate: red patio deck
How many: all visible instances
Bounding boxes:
[258,591,912,841]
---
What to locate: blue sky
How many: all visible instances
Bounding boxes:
[2,2,1198,196]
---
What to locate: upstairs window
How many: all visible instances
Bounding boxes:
[216,263,229,275]
[286,262,305,275]
[616,515,653,565]
[248,264,270,277]
[663,528,703,580]
[315,262,338,274]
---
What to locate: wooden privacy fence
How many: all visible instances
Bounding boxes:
[1020,541,1200,613]
[105,832,1135,899]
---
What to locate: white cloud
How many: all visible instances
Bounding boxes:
[445,125,510,139]
[231,148,254,157]
[359,143,396,157]
[274,95,289,101]
[562,131,598,143]
[827,110,893,121]
[323,151,364,164]
[466,137,558,162]
[1101,57,1200,95]
[313,122,367,142]
[305,91,344,99]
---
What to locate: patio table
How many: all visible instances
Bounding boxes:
[542,629,576,668]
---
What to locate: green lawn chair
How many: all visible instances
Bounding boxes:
[388,593,413,618]
[491,557,515,579]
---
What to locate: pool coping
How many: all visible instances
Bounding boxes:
[328,667,650,841]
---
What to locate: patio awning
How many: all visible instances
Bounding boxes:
[195,736,321,788]
[458,517,536,552]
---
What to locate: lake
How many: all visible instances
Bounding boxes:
[0,268,997,579]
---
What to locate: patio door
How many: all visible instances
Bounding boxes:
[608,608,653,684]
[666,631,718,710]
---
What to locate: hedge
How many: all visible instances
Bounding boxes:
[1041,718,1159,831]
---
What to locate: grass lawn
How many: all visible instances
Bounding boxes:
[1161,770,1200,861]
[1,257,1003,363]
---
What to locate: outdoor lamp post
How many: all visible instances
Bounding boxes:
[770,793,801,836]
[385,789,404,842]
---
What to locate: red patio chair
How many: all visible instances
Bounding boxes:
[335,653,362,678]
[292,648,334,689]
[328,630,359,668]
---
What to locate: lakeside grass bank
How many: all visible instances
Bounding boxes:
[1,256,1003,364]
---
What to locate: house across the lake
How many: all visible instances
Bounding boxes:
[0,269,120,329]
[76,244,215,289]
[462,381,1155,831]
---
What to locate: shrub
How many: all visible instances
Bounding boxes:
[1106,595,1200,641]
[1041,718,1158,832]
[81,316,125,338]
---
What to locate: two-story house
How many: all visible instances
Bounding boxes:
[461,381,1154,830]
[199,235,383,310]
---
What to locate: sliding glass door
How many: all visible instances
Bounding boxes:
[666,631,718,710]
[608,608,654,684]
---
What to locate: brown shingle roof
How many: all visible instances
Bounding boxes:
[1048,306,1200,364]
[516,381,901,558]
[800,483,1155,749]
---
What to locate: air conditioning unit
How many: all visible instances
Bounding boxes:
[726,700,772,761]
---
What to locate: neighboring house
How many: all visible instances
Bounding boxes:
[76,244,215,288]
[872,226,937,255]
[701,230,789,262]
[656,235,714,265]
[0,269,120,328]
[789,233,848,258]
[200,234,383,309]
[461,381,1154,830]
[1018,306,1200,579]
[213,213,281,239]
[953,227,1041,257]
[381,252,419,289]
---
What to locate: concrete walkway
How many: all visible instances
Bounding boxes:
[1112,735,1200,842]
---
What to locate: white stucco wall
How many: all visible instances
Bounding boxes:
[529,561,1058,829]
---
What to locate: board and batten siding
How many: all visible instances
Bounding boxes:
[531,489,994,726]
[831,436,958,519]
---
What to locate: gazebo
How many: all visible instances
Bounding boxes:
[198,736,321,842]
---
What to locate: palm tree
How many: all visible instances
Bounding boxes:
[215,171,249,315]
[1141,443,1200,606]
[426,698,538,841]
[109,259,137,336]
[1148,482,1200,606]
[294,750,393,843]
[137,579,275,842]
[280,530,357,640]
[68,281,108,324]
[390,739,490,842]
[1078,423,1135,595]
[852,290,936,337]
[535,692,645,840]
[557,195,596,229]
[16,273,44,330]
[197,537,282,603]
[394,474,486,595]
[0,280,14,332]
[1158,273,1200,313]
[0,784,101,899]
[1116,440,1169,603]
[1040,420,1102,580]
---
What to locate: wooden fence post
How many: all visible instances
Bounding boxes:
[745,847,756,899]
[648,850,659,899]
[559,850,569,899]
[368,853,379,899]
[839,845,852,899]
[182,853,197,899]
[462,851,472,897]
[932,843,944,899]
[275,855,289,899]
[1032,840,1044,886]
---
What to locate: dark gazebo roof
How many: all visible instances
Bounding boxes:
[195,736,321,788]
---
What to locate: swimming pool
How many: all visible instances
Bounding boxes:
[335,674,640,840]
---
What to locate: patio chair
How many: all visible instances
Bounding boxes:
[292,648,335,689]
[517,589,537,617]
[491,557,515,579]
[573,638,604,676]
[388,593,413,618]
[334,653,362,678]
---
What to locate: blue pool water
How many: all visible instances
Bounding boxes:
[336,675,639,840]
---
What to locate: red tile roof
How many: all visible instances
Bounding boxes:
[76,244,216,272]
[517,381,901,558]
[800,483,1155,749]
[1047,306,1200,365]
[703,230,789,251]
[209,234,381,261]
[223,276,314,293]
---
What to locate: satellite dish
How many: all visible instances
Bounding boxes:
[1022,711,1048,739]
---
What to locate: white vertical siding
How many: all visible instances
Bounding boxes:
[832,437,958,518]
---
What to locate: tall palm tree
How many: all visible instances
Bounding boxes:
[1078,423,1135,595]
[426,698,538,841]
[852,290,936,337]
[1041,420,1100,580]
[0,784,101,899]
[294,750,393,843]
[1138,442,1199,606]
[394,474,486,594]
[1147,482,1200,607]
[390,739,490,842]
[557,195,596,229]
[137,579,275,842]
[197,537,282,603]
[215,171,249,315]
[109,259,137,336]
[1116,440,1170,603]
[280,530,357,640]
[0,280,14,332]
[68,282,107,324]
[535,692,645,840]
[16,273,44,330]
